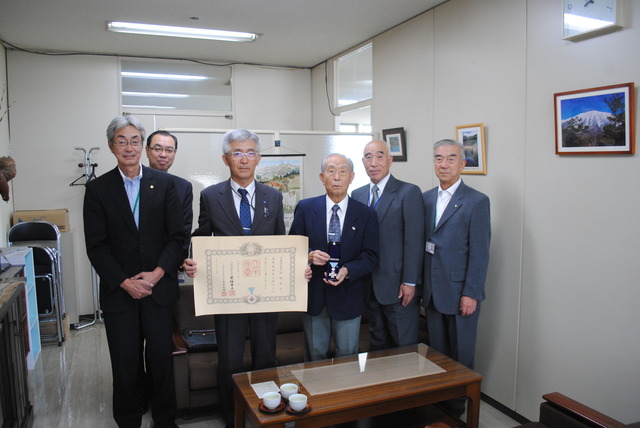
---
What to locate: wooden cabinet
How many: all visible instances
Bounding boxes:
[0,279,33,428]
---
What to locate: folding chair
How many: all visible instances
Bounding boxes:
[8,220,65,345]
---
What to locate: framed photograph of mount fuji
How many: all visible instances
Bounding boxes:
[554,82,635,155]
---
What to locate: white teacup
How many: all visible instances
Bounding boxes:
[279,383,299,400]
[288,393,307,412]
[262,391,281,410]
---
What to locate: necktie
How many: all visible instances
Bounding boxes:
[328,204,341,242]
[238,188,252,235]
[370,184,379,208]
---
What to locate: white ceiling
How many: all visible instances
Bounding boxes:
[0,0,447,68]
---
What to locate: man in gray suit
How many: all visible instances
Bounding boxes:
[352,140,424,350]
[422,139,491,416]
[183,129,285,428]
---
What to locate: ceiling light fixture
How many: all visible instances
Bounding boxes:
[106,21,260,42]
[121,71,207,81]
[122,91,189,98]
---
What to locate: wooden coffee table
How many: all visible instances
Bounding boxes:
[232,343,482,428]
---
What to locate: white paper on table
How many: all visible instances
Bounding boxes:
[251,381,280,398]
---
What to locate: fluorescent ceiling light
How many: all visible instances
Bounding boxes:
[107,21,259,42]
[123,104,177,109]
[123,91,189,98]
[121,71,207,81]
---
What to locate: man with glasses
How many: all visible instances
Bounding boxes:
[145,130,193,254]
[422,139,491,417]
[83,115,185,428]
[183,129,285,428]
[289,153,379,361]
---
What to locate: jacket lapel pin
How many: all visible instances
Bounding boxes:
[352,226,356,230]
[150,185,154,189]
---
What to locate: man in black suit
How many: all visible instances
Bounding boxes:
[83,115,185,428]
[145,130,193,251]
[142,130,193,404]
[183,129,285,428]
[289,153,379,361]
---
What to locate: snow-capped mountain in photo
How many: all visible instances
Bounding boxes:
[256,162,299,180]
[561,110,612,131]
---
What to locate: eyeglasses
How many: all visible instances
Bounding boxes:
[227,151,259,159]
[323,168,351,177]
[434,155,459,165]
[113,138,142,148]
[151,145,176,154]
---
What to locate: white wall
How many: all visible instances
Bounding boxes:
[0,45,14,243]
[314,0,639,423]
[5,52,312,323]
[519,0,640,421]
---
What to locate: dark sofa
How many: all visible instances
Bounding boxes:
[514,392,640,428]
[172,284,426,413]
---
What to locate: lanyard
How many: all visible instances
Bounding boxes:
[132,190,140,216]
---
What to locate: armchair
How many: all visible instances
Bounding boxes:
[515,392,640,428]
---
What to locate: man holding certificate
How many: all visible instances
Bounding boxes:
[183,129,285,428]
[289,153,379,361]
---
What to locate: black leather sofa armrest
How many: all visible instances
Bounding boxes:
[541,392,625,428]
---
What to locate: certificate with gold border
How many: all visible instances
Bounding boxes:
[191,235,309,316]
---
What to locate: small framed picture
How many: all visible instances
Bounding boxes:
[382,127,407,162]
[554,82,635,155]
[456,123,486,175]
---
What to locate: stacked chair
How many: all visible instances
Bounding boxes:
[8,220,65,346]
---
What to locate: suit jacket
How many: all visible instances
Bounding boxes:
[169,173,193,255]
[352,175,425,304]
[289,195,379,320]
[83,166,185,312]
[192,179,285,237]
[422,180,491,314]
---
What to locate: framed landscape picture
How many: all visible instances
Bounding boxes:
[554,82,635,155]
[382,127,407,162]
[456,123,486,175]
[256,155,303,233]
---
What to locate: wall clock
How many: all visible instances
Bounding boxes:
[563,0,623,41]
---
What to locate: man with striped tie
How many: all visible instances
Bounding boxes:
[289,153,379,361]
[352,140,425,351]
[183,129,285,428]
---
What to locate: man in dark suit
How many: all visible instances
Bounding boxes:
[352,140,424,350]
[83,115,185,428]
[145,130,193,252]
[289,153,379,361]
[183,129,285,428]
[422,139,491,416]
[142,130,193,403]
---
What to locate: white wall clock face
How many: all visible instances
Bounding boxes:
[563,0,622,41]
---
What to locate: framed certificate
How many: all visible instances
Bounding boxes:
[191,235,309,315]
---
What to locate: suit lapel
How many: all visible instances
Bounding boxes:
[375,176,396,222]
[251,181,267,234]
[139,166,154,236]
[434,182,465,233]
[106,167,139,236]
[341,197,359,244]
[311,197,328,251]
[219,180,244,235]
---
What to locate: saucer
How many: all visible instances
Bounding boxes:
[286,403,311,415]
[259,401,285,414]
